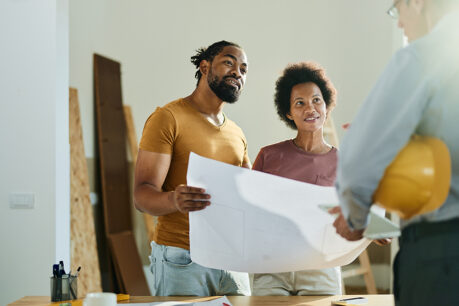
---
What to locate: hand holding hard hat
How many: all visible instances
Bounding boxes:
[373,135,451,219]
[333,135,450,241]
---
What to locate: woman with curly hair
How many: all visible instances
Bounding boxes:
[252,62,341,296]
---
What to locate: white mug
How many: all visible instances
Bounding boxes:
[83,292,116,306]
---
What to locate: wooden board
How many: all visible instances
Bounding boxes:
[69,88,102,296]
[109,231,150,295]
[93,53,132,235]
[123,105,156,242]
[94,54,149,294]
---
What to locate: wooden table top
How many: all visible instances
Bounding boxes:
[10,295,394,306]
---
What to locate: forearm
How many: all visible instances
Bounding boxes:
[134,183,178,216]
[339,188,371,230]
[337,48,426,229]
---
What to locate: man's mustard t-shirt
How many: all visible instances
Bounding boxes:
[139,98,249,250]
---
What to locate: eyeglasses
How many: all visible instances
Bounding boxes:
[387,0,402,19]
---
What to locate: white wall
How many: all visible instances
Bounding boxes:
[70,0,400,162]
[0,0,69,304]
[0,1,403,303]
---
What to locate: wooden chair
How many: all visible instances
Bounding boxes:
[324,115,377,294]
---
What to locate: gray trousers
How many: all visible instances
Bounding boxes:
[149,241,251,296]
[252,268,342,296]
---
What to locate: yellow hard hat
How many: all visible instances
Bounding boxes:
[373,135,451,219]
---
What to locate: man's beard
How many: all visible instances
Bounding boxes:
[207,71,241,103]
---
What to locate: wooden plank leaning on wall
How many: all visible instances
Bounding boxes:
[69,88,102,297]
[93,54,150,295]
[124,105,156,243]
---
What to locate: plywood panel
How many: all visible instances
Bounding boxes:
[69,87,102,296]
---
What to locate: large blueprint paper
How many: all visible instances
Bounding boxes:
[187,153,371,273]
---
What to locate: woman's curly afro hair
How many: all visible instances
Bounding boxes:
[274,62,337,130]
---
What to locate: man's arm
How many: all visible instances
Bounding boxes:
[134,149,210,216]
[335,47,429,236]
[242,160,251,169]
[242,143,251,169]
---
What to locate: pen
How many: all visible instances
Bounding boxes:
[74,266,81,278]
[68,274,77,299]
[340,297,366,301]
[332,297,368,305]
[68,266,81,300]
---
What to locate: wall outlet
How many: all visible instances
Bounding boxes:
[90,192,98,205]
[9,192,35,209]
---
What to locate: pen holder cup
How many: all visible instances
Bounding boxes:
[50,275,78,302]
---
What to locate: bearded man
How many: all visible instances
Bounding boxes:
[134,41,251,296]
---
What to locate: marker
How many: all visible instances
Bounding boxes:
[51,264,60,301]
[53,264,59,278]
[58,261,66,277]
[57,262,64,301]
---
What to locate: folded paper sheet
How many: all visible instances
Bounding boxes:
[188,153,372,273]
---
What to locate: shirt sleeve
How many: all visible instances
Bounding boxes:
[242,137,250,166]
[336,47,432,230]
[252,149,265,171]
[139,107,177,154]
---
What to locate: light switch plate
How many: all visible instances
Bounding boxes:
[9,192,35,209]
[90,192,98,205]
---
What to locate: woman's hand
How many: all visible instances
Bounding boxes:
[373,238,392,246]
[330,206,392,245]
[333,211,365,241]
